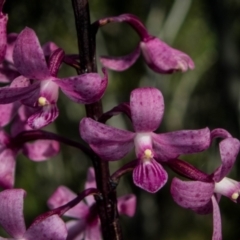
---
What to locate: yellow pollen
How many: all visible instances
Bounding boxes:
[231,192,239,200]
[143,149,153,159]
[38,97,47,106]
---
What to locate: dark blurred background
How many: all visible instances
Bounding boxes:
[1,0,240,239]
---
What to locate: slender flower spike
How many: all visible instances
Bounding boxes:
[80,87,210,193]
[170,129,240,240]
[99,14,194,74]
[0,189,67,240]
[0,27,108,129]
[48,167,136,240]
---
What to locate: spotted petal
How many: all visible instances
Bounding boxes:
[152,128,210,161]
[133,159,167,193]
[13,27,50,80]
[130,87,164,132]
[100,45,141,71]
[80,117,135,160]
[24,215,67,240]
[22,140,60,161]
[0,149,16,189]
[171,178,214,209]
[0,189,26,238]
[54,69,108,104]
[213,138,240,182]
[141,38,194,74]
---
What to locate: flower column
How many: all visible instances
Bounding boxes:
[71,0,122,240]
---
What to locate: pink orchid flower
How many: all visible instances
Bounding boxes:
[80,87,210,193]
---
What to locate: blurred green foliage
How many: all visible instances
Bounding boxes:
[1,0,240,239]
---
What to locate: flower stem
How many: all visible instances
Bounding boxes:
[71,0,122,239]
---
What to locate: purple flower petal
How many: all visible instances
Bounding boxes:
[211,196,222,240]
[141,37,194,74]
[54,69,108,104]
[13,27,50,80]
[84,167,97,206]
[0,149,16,189]
[152,128,210,161]
[130,87,164,132]
[27,104,59,129]
[171,178,214,209]
[117,194,136,217]
[100,45,141,71]
[0,82,39,104]
[22,140,60,161]
[80,117,135,160]
[133,159,168,193]
[0,189,26,238]
[213,138,240,182]
[0,102,20,127]
[0,13,7,63]
[24,215,67,240]
[48,186,89,219]
[210,128,232,141]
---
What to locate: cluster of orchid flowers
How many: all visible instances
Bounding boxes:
[0,1,239,239]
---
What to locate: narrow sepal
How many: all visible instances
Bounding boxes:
[100,46,141,71]
[130,87,164,132]
[152,128,210,161]
[213,138,240,182]
[54,69,108,104]
[80,117,135,160]
[13,27,50,80]
[0,189,26,238]
[171,178,214,209]
[0,82,39,104]
[141,38,194,74]
[212,196,222,240]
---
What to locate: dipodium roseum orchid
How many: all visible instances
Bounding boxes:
[48,167,136,240]
[0,27,108,129]
[0,189,67,240]
[99,14,194,74]
[0,107,60,189]
[171,129,240,240]
[80,87,210,193]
